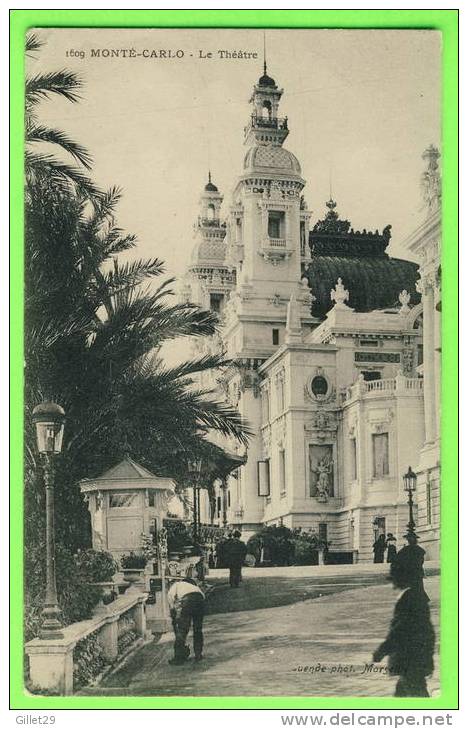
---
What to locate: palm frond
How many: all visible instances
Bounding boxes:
[154,353,231,383]
[27,125,93,169]
[26,70,83,106]
[25,32,44,55]
[25,151,102,200]
[103,258,166,294]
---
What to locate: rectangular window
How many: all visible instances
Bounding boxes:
[216,496,221,518]
[361,370,382,381]
[279,450,286,495]
[318,523,328,542]
[277,377,285,412]
[109,492,139,508]
[426,481,433,525]
[148,491,155,507]
[210,293,223,313]
[262,388,270,422]
[372,433,389,478]
[350,438,357,481]
[268,211,283,239]
[300,221,306,256]
[272,328,279,345]
[257,460,270,497]
[227,490,231,508]
[359,339,379,348]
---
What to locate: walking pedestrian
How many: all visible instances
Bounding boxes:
[167,574,205,665]
[225,530,247,587]
[372,555,435,696]
[386,533,397,563]
[393,532,426,584]
[372,533,386,563]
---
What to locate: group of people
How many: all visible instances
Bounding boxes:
[166,529,435,698]
[372,532,398,563]
[373,531,435,696]
[166,531,248,665]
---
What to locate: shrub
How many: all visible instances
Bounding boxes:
[24,543,103,641]
[73,633,107,689]
[247,525,294,566]
[120,551,147,569]
[291,538,318,566]
[163,519,194,553]
[75,548,118,582]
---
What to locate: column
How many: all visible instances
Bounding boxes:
[423,281,436,443]
[434,286,441,440]
[97,617,119,661]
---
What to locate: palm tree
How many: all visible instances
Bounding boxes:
[25,32,100,199]
[25,172,249,552]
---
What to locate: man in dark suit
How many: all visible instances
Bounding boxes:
[373,538,435,696]
[225,530,247,588]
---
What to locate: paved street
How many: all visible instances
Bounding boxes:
[81,568,439,698]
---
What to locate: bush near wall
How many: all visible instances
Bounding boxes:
[24,545,117,642]
[247,526,329,567]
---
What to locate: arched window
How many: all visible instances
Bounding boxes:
[262,100,272,120]
[207,204,215,220]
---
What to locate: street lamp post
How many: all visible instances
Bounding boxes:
[32,402,66,639]
[188,458,203,543]
[403,466,417,535]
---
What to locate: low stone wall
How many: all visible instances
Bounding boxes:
[25,592,148,695]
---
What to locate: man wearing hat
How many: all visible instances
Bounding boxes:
[167,560,205,665]
[373,540,435,696]
[225,530,247,588]
[385,533,397,563]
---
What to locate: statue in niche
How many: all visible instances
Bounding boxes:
[309,445,334,501]
[315,456,333,501]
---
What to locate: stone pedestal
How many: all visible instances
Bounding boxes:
[27,641,74,695]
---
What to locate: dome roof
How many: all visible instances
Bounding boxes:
[304,200,421,318]
[190,240,227,266]
[258,72,277,88]
[244,144,302,174]
[204,172,218,193]
[304,255,421,319]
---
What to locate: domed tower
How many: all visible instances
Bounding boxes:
[182,173,236,316]
[221,67,316,538]
[224,65,315,360]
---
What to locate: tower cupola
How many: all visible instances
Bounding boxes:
[244,62,289,147]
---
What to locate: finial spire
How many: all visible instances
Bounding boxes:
[263,31,267,75]
[208,170,212,184]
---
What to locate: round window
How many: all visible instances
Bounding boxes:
[311,375,328,397]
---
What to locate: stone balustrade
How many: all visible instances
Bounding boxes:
[344,375,424,403]
[25,592,148,696]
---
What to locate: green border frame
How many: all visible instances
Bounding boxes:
[10,9,458,711]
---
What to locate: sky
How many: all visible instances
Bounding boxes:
[28,27,441,284]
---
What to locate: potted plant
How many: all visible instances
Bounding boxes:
[120,552,147,586]
[74,549,119,609]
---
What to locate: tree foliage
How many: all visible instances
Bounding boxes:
[24,34,250,616]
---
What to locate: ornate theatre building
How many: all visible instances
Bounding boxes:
[181,66,440,563]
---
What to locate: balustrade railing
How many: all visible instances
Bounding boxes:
[250,114,288,130]
[265,237,286,248]
[345,376,424,402]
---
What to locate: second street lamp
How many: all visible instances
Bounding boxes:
[403,465,417,535]
[32,401,66,639]
[188,458,203,543]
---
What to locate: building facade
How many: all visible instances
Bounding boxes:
[400,145,441,561]
[182,66,440,562]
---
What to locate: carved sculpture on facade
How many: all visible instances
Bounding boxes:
[398,289,411,313]
[420,145,441,215]
[330,277,350,309]
[402,348,414,376]
[313,455,333,502]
